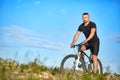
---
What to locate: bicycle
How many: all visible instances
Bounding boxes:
[60,42,103,75]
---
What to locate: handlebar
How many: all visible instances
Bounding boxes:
[73,42,85,48]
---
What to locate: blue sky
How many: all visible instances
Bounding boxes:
[0,0,120,73]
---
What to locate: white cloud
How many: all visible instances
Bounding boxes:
[109,33,120,43]
[0,25,67,50]
[59,8,67,14]
[35,0,40,5]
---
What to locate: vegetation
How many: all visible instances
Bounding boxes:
[0,57,120,80]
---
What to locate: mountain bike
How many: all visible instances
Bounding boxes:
[60,42,103,75]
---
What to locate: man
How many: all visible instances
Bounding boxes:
[70,12,100,74]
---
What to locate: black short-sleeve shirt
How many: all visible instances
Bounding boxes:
[78,21,99,43]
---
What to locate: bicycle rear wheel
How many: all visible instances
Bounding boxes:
[88,58,103,75]
[60,54,86,74]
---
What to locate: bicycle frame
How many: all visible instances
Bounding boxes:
[73,44,93,70]
[80,50,93,63]
[60,43,103,75]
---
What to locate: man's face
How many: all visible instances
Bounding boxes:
[82,14,89,23]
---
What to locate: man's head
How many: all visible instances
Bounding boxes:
[82,12,90,23]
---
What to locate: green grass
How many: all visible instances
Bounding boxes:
[0,57,120,80]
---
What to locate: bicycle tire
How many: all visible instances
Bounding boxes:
[97,58,103,75]
[60,54,86,73]
[88,58,103,75]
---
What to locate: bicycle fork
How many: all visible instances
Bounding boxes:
[73,52,81,70]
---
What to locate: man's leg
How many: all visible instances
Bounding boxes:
[80,45,86,60]
[91,40,99,74]
[92,55,98,73]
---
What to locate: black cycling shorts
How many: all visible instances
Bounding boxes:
[83,40,100,56]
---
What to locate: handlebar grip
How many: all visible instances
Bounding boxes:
[73,45,75,48]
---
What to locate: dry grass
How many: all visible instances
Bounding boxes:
[0,57,120,80]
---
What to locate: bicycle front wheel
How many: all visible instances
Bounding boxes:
[60,54,86,73]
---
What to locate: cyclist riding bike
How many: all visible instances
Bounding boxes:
[70,12,100,74]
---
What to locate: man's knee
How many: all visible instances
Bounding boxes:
[81,45,86,51]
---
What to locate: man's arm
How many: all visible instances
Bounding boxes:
[84,28,96,43]
[70,31,81,48]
